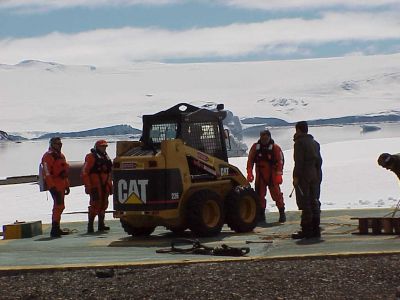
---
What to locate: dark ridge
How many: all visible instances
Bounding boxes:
[241,117,290,126]
[0,130,26,141]
[36,125,141,140]
[241,114,400,127]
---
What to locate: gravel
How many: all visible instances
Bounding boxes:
[1,254,400,300]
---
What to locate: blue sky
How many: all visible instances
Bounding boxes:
[1,0,400,66]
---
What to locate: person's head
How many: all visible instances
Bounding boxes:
[95,139,108,153]
[259,129,271,145]
[378,153,393,170]
[295,121,308,134]
[49,136,62,151]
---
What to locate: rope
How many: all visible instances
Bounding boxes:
[156,239,250,257]
[60,228,79,235]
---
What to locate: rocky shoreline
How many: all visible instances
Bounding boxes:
[1,254,399,299]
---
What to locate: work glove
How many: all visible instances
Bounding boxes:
[64,187,70,195]
[246,171,254,183]
[274,174,283,185]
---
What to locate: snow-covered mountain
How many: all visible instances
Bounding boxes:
[0,130,26,141]
[0,130,9,140]
[1,54,399,134]
[0,60,96,72]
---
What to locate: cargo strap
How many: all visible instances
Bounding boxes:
[383,199,400,218]
[156,239,250,257]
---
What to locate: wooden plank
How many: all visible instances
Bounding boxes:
[382,219,393,234]
[371,218,381,234]
[358,219,369,234]
[351,217,400,235]
[393,219,400,234]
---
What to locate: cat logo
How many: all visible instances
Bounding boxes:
[117,179,149,204]
[220,167,229,176]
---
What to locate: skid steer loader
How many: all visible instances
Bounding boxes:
[112,103,260,237]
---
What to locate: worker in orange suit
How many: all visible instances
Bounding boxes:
[82,140,113,233]
[41,137,70,238]
[247,130,286,223]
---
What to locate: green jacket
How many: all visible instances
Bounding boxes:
[293,133,322,184]
[390,154,400,180]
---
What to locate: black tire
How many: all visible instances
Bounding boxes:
[120,219,156,237]
[186,190,224,237]
[226,188,259,233]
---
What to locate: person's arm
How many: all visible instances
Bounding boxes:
[293,141,304,184]
[61,153,70,189]
[42,153,55,189]
[272,144,284,185]
[246,144,257,182]
[315,141,323,183]
[81,154,95,193]
[273,144,284,174]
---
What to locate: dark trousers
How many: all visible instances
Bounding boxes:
[296,181,321,234]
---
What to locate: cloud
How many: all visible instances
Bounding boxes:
[0,12,399,66]
[0,0,180,12]
[2,0,399,12]
[219,0,400,10]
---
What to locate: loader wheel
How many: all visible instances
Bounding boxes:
[187,190,224,237]
[226,188,259,233]
[120,219,156,237]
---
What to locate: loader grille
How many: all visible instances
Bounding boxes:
[149,123,178,143]
[183,122,224,159]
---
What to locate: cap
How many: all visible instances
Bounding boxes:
[95,139,108,148]
[49,136,62,146]
[377,153,392,167]
[260,129,271,137]
[295,121,308,133]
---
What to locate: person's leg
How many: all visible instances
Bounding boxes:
[255,172,267,222]
[300,202,314,237]
[269,183,286,222]
[98,195,110,231]
[292,183,313,239]
[51,192,65,238]
[88,188,100,233]
[310,183,321,237]
[87,206,96,233]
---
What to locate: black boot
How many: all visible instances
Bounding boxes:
[291,231,305,239]
[258,209,266,223]
[58,226,69,235]
[50,222,61,238]
[278,207,286,223]
[291,230,315,239]
[98,214,110,231]
[313,226,321,238]
[87,215,95,233]
[312,221,321,238]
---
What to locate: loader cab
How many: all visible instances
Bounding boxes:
[141,103,228,162]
